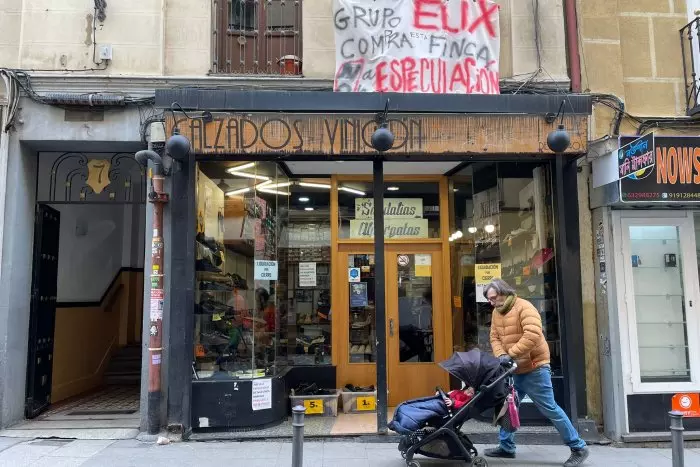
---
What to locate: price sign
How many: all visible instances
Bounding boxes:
[356,396,376,411]
[304,399,324,415]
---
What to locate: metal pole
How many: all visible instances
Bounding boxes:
[147,171,168,434]
[373,158,388,433]
[669,411,685,467]
[292,405,306,467]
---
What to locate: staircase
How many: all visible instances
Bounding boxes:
[104,345,142,386]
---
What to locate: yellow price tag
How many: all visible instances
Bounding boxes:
[212,313,222,322]
[303,399,324,415]
[356,396,376,411]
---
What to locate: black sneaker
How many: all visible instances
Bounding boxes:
[200,281,232,292]
[196,258,221,273]
[484,447,516,459]
[196,232,223,253]
[563,447,589,467]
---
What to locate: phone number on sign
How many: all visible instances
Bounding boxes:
[666,192,700,199]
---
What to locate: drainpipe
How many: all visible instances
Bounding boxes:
[564,0,582,92]
[135,148,168,435]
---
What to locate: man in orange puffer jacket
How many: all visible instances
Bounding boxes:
[483,279,589,467]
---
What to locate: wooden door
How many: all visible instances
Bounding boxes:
[386,245,449,406]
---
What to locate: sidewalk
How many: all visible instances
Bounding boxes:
[0,437,697,467]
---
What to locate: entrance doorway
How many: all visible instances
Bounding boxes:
[337,245,449,407]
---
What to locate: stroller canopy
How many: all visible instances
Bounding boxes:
[438,349,501,390]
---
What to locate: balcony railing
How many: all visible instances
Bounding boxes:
[681,18,700,116]
[212,0,302,75]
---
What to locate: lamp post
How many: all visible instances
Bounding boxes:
[134,128,190,435]
[370,100,393,433]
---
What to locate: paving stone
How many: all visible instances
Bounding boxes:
[47,440,115,458]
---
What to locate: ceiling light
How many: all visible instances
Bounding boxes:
[227,162,255,172]
[484,224,496,233]
[259,189,290,196]
[454,230,463,239]
[299,182,331,189]
[226,187,251,196]
[449,235,454,242]
[298,197,310,202]
[467,226,477,234]
[339,186,366,195]
[229,171,269,181]
[387,186,400,191]
[304,207,315,211]
[453,188,459,192]
[264,181,293,189]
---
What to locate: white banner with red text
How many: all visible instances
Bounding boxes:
[333,0,500,94]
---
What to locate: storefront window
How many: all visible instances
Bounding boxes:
[629,225,690,383]
[448,162,561,375]
[338,181,440,239]
[193,163,331,381]
[397,254,434,362]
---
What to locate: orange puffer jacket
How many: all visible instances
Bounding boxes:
[489,297,550,374]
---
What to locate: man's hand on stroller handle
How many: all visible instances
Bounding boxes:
[498,354,514,366]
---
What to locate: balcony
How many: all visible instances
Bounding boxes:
[681,18,700,116]
[212,0,302,75]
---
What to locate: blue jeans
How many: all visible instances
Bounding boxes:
[499,365,586,453]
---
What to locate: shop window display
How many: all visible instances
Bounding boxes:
[338,181,441,239]
[193,162,331,383]
[448,162,561,377]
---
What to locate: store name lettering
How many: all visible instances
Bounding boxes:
[185,116,423,153]
[354,221,423,238]
[355,199,421,218]
[656,146,700,185]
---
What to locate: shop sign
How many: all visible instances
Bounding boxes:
[618,133,655,180]
[254,260,278,280]
[415,254,432,277]
[299,262,317,287]
[165,114,588,156]
[303,399,325,415]
[672,393,700,418]
[356,395,377,411]
[620,136,700,202]
[475,263,501,303]
[332,0,500,94]
[252,378,272,411]
[355,198,423,219]
[349,218,429,239]
[350,282,369,307]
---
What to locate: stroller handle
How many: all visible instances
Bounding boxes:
[479,361,518,393]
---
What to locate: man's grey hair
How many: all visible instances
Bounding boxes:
[483,279,516,298]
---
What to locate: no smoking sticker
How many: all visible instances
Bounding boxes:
[397,255,410,267]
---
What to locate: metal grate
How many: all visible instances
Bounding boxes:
[212,0,302,75]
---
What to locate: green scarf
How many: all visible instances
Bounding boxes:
[495,294,517,314]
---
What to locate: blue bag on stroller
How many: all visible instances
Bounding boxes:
[389,395,450,435]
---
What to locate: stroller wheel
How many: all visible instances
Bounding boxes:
[470,456,488,467]
[407,461,421,467]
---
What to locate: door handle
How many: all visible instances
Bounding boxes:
[389,318,394,337]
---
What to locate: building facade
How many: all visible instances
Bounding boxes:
[581,0,700,440]
[0,0,594,438]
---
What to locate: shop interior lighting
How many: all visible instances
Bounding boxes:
[453,188,459,192]
[387,186,400,191]
[227,162,256,172]
[259,189,290,196]
[467,226,478,234]
[299,182,331,189]
[226,187,251,196]
[484,224,496,233]
[304,207,315,211]
[228,170,270,181]
[453,230,463,239]
[298,197,310,202]
[264,181,293,189]
[448,235,455,242]
[339,186,366,196]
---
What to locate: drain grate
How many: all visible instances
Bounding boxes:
[67,409,137,416]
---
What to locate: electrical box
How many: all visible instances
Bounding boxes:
[98,45,113,61]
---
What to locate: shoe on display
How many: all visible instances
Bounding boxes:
[201,332,230,346]
[196,258,222,273]
[350,345,359,354]
[227,273,248,290]
[200,281,233,292]
[196,232,223,254]
[311,336,325,345]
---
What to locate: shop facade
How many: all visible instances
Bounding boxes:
[154,90,593,435]
[592,135,700,440]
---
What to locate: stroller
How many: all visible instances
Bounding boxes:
[389,349,517,467]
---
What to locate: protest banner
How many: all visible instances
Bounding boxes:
[333,0,500,94]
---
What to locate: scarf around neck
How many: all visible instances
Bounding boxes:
[495,294,517,314]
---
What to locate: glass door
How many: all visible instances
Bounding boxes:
[620,214,700,392]
[386,245,449,406]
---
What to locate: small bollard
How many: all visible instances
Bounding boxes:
[669,411,685,467]
[292,405,306,467]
